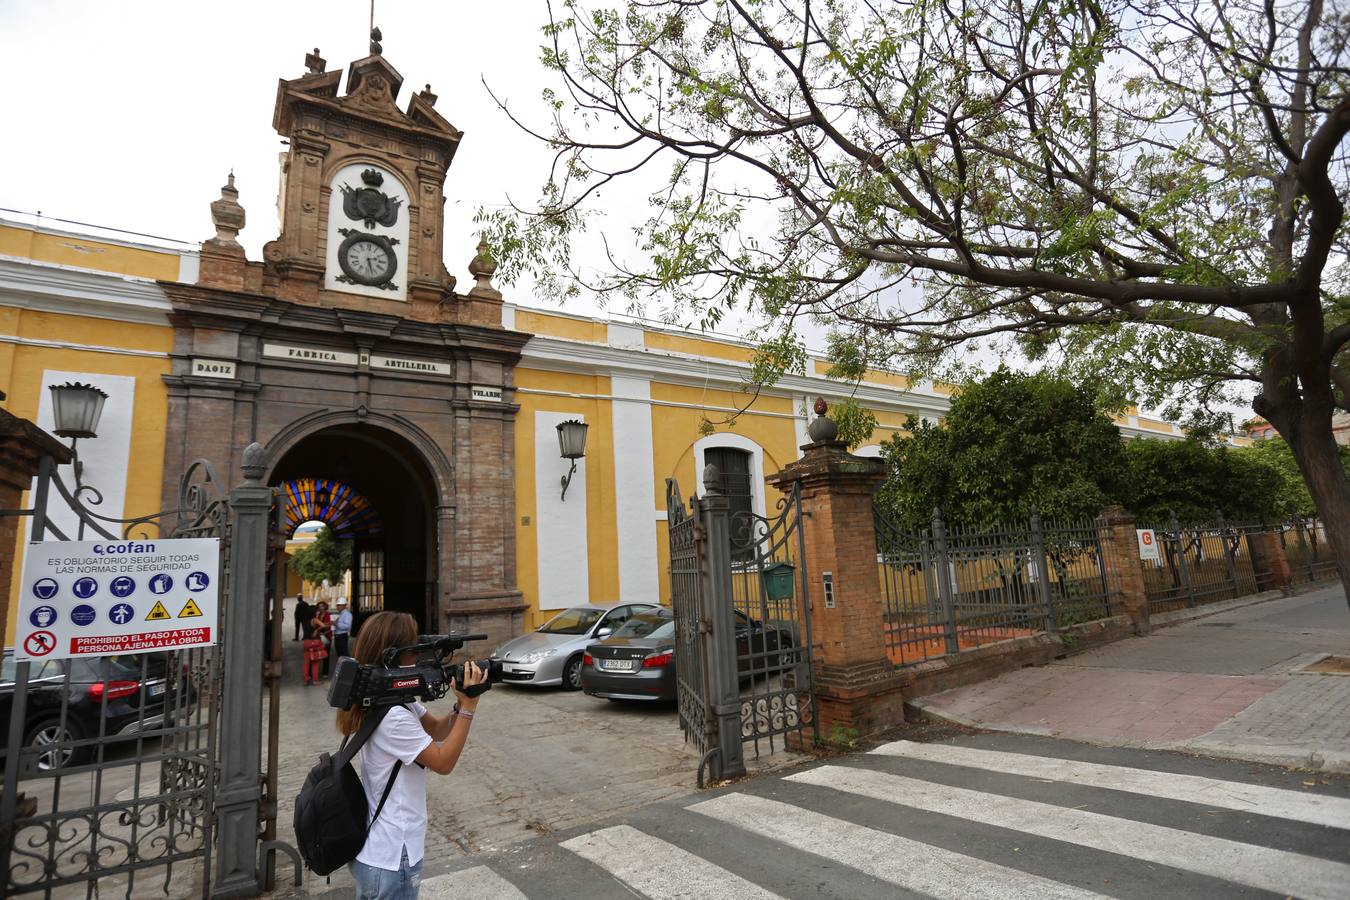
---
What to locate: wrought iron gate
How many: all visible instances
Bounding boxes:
[1,456,229,898]
[1,445,287,898]
[666,465,816,784]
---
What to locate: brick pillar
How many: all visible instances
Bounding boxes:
[766,430,907,742]
[0,401,72,649]
[1095,506,1150,634]
[1248,529,1293,592]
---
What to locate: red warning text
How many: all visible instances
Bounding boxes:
[70,628,211,654]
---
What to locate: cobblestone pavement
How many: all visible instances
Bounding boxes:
[914,584,1350,772]
[266,629,800,895]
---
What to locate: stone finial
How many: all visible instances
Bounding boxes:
[241,442,267,482]
[467,236,501,299]
[420,83,438,106]
[808,395,839,442]
[305,47,326,74]
[703,463,722,495]
[370,26,383,55]
[208,172,246,247]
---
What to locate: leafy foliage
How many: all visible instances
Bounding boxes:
[492,0,1350,579]
[1119,439,1286,524]
[1234,437,1350,519]
[287,526,352,588]
[875,369,1125,529]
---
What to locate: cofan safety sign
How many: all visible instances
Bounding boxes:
[15,538,220,661]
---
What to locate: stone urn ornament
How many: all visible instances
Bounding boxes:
[808,396,839,442]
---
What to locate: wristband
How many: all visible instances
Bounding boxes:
[457,709,475,721]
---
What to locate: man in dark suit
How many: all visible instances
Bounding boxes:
[293,596,311,641]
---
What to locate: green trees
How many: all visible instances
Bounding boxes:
[494,0,1350,601]
[875,370,1323,528]
[1236,437,1350,520]
[1120,439,1285,524]
[875,369,1124,529]
[287,526,352,588]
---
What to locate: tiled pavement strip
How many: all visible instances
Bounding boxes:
[914,583,1350,771]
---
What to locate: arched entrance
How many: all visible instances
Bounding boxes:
[269,423,440,629]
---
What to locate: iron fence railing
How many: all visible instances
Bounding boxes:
[1280,518,1339,585]
[1141,514,1336,613]
[875,508,1120,667]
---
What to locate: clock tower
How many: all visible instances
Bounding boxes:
[163,34,529,641]
[256,37,496,322]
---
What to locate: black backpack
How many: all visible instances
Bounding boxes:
[293,706,403,876]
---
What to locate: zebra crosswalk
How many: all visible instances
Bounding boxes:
[383,737,1350,899]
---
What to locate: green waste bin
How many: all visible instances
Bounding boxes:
[761,561,795,601]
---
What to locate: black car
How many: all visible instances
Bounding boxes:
[0,650,177,771]
[581,610,677,701]
[581,608,797,702]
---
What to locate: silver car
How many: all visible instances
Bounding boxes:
[492,603,659,689]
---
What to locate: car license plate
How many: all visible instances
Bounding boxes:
[148,684,165,697]
[600,659,637,672]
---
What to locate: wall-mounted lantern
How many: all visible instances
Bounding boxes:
[50,382,108,440]
[557,419,589,501]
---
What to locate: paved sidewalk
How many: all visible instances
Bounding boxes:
[266,607,800,895]
[913,584,1350,771]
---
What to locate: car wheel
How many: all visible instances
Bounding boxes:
[24,716,87,771]
[562,654,584,691]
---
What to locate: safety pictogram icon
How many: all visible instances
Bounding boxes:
[146,600,172,621]
[178,598,204,618]
[25,630,56,657]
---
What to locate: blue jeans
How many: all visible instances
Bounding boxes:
[350,846,422,899]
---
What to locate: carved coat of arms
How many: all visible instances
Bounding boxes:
[340,168,403,229]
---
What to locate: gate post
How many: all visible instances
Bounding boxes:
[1095,506,1150,634]
[699,468,747,781]
[213,443,269,898]
[766,405,900,741]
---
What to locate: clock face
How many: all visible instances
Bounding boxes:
[336,232,399,287]
[346,239,391,280]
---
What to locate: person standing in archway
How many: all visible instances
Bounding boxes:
[303,601,332,685]
[333,598,353,659]
[293,595,311,642]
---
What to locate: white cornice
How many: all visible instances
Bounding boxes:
[519,333,953,417]
[0,257,172,326]
[0,332,169,358]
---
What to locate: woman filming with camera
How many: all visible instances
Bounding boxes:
[334,611,487,899]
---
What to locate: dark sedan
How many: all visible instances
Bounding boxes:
[1,651,178,771]
[581,610,677,702]
[581,608,797,702]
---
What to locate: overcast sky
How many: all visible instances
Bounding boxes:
[0,2,655,310]
[0,2,1246,422]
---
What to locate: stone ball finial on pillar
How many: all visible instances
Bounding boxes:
[208,172,246,248]
[807,395,839,443]
[702,462,722,495]
[467,236,502,300]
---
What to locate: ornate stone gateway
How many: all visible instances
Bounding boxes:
[666,467,817,784]
[160,37,530,645]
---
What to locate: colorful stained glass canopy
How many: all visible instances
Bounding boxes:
[281,478,383,538]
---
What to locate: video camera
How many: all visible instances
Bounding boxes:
[327,633,505,710]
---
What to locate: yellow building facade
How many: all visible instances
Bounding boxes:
[1,211,1212,640]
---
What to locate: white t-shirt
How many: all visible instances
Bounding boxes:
[355,702,433,870]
